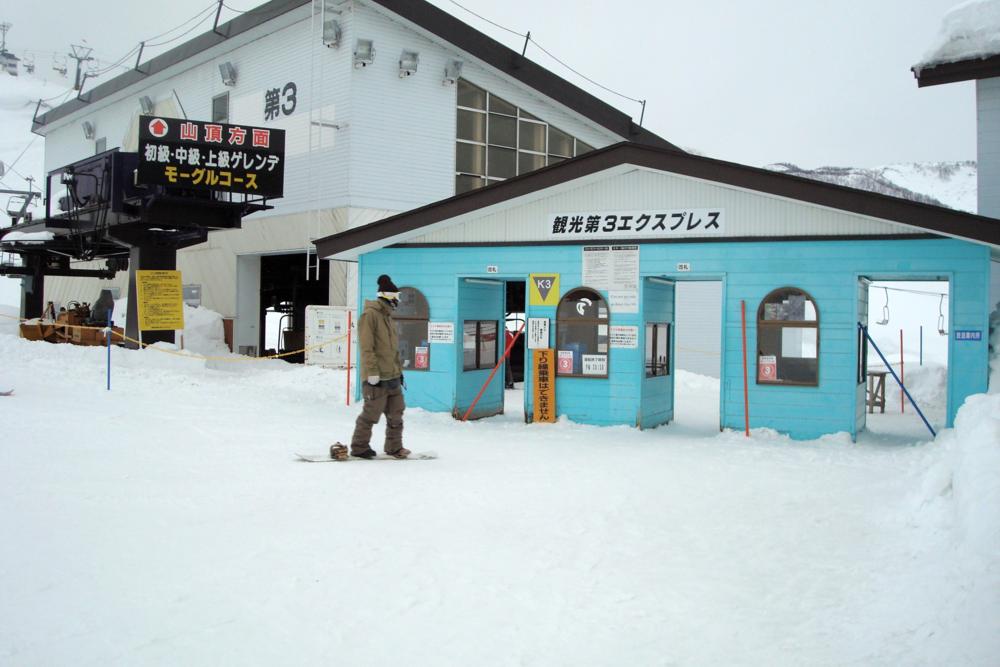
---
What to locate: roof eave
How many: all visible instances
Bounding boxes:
[912,53,1000,87]
[315,142,1000,259]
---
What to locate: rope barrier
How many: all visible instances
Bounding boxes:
[0,311,350,363]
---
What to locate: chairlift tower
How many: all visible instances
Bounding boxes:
[0,23,11,52]
[69,44,94,90]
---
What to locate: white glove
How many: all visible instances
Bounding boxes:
[367,375,380,386]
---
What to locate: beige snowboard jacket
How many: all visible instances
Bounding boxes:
[358,298,402,381]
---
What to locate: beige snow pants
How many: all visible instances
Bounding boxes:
[351,380,405,455]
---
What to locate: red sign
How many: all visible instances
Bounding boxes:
[557,350,573,374]
[758,355,777,382]
[414,346,429,370]
[148,118,168,138]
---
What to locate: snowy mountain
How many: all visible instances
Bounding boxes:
[765,161,978,213]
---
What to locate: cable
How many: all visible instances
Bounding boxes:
[0,135,41,190]
[873,285,949,298]
[526,38,644,104]
[446,0,526,38]
[145,9,218,47]
[144,1,218,43]
[445,0,645,108]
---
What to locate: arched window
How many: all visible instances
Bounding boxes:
[556,287,609,377]
[393,287,430,371]
[757,287,819,386]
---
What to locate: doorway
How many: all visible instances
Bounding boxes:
[862,278,950,440]
[259,253,329,363]
[671,279,724,435]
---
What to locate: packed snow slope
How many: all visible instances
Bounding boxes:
[0,306,997,665]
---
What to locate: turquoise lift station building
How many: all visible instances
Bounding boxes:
[316,143,999,440]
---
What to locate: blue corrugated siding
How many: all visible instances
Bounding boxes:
[640,280,675,429]
[358,238,991,439]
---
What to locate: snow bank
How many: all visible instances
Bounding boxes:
[921,306,1000,559]
[917,0,1000,69]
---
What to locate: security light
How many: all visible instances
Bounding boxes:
[443,59,462,85]
[139,95,154,114]
[323,17,341,48]
[219,61,237,86]
[398,50,419,77]
[353,39,374,68]
[82,121,95,139]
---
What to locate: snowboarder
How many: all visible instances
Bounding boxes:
[350,274,410,459]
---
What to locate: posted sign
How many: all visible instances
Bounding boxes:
[138,116,286,197]
[533,349,556,423]
[136,270,185,331]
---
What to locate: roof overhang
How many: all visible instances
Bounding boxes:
[912,53,1000,87]
[314,142,1000,261]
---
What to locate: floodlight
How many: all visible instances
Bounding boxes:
[353,39,374,68]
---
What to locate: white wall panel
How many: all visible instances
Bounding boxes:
[410,167,924,245]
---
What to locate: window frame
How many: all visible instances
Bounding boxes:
[555,287,610,378]
[463,319,498,371]
[392,287,430,372]
[455,78,593,193]
[756,287,820,387]
[212,92,230,123]
[645,322,671,378]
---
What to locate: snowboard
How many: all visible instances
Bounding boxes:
[0,390,12,397]
[295,451,436,462]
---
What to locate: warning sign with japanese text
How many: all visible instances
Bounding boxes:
[136,270,185,331]
[137,116,285,197]
[532,349,556,423]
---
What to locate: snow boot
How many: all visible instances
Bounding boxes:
[351,447,377,459]
[387,447,411,459]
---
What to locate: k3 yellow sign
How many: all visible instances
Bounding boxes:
[532,348,556,423]
[136,270,185,331]
[528,273,560,306]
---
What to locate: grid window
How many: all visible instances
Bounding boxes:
[757,287,819,386]
[463,320,498,370]
[455,78,594,192]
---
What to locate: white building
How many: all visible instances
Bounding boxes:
[30,0,672,355]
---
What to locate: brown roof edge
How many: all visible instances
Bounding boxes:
[314,142,1000,258]
[912,53,1000,87]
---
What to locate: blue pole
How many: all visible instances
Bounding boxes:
[106,314,112,391]
[859,324,935,438]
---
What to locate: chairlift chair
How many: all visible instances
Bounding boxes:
[876,287,890,325]
[937,294,947,336]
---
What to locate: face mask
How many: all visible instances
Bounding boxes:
[378,291,400,307]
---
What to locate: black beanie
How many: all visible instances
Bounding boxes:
[377,274,399,292]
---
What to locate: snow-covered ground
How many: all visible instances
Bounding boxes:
[1,303,997,665]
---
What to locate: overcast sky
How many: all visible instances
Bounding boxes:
[2,0,978,168]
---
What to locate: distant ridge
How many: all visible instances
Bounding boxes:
[764,161,977,213]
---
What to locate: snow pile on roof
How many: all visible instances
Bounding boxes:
[916,0,1000,70]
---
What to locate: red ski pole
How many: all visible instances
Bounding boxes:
[462,320,526,422]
